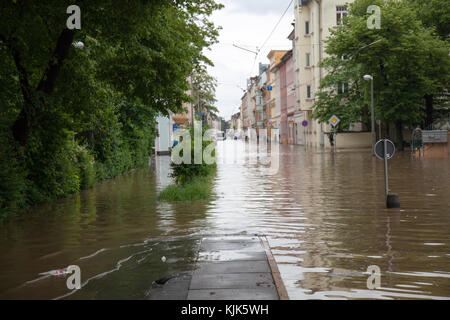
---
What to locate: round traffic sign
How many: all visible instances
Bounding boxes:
[302,120,308,127]
[374,139,396,160]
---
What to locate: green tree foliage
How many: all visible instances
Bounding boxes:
[170,121,216,186]
[407,0,450,41]
[0,0,223,218]
[313,58,368,130]
[191,65,219,119]
[312,0,450,149]
[407,0,450,125]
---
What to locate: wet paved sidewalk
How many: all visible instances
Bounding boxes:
[148,235,288,300]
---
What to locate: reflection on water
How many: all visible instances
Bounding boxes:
[0,141,449,299]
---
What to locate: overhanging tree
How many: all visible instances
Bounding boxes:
[0,0,223,212]
[0,0,223,146]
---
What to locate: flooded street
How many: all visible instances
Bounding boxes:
[0,140,449,299]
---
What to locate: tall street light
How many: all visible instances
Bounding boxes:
[363,74,375,155]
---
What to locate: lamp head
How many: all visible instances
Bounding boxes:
[363,75,373,81]
[72,41,84,49]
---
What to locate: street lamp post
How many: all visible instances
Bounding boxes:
[364,75,375,155]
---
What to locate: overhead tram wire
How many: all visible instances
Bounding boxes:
[248,0,294,76]
[258,0,294,54]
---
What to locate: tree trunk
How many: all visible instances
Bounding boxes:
[11,106,33,146]
[395,120,404,151]
[11,29,75,146]
[425,94,433,128]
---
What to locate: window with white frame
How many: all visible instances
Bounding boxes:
[337,82,349,94]
[306,53,311,67]
[305,21,310,35]
[306,85,311,98]
[336,5,348,25]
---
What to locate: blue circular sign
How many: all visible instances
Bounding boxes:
[302,120,308,127]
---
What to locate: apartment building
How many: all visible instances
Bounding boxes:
[248,76,258,129]
[231,112,242,132]
[294,0,367,148]
[241,90,249,131]
[270,50,294,145]
[267,50,288,142]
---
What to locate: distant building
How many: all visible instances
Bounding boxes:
[155,77,194,155]
[231,112,242,131]
[240,77,258,135]
[267,50,288,143]
[271,50,294,144]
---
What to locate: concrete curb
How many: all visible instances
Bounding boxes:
[260,236,289,300]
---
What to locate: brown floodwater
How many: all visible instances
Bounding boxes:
[0,140,449,299]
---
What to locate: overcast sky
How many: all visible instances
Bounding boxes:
[205,0,295,121]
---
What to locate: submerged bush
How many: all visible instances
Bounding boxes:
[170,123,216,185]
[158,172,215,202]
[159,121,217,202]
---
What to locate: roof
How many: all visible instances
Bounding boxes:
[271,50,293,72]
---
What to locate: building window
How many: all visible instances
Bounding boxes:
[336,5,348,25]
[306,85,311,98]
[337,82,349,94]
[306,53,310,67]
[305,21,310,35]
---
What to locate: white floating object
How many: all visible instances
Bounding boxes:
[161,256,166,263]
[39,268,69,276]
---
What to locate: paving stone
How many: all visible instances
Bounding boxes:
[148,236,284,300]
[187,288,278,300]
[189,273,275,290]
[194,261,271,274]
[197,250,268,262]
[202,236,260,243]
[200,240,262,252]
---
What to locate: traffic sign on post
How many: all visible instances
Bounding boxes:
[328,115,340,153]
[374,139,395,160]
[328,115,340,127]
[302,120,308,127]
[374,139,400,208]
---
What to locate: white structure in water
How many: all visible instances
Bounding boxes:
[154,114,173,155]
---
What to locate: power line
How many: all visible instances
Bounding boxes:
[258,0,294,54]
[248,0,294,76]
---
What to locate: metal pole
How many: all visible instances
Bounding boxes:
[334,127,337,153]
[304,127,306,148]
[378,122,381,140]
[384,139,389,196]
[371,79,375,155]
